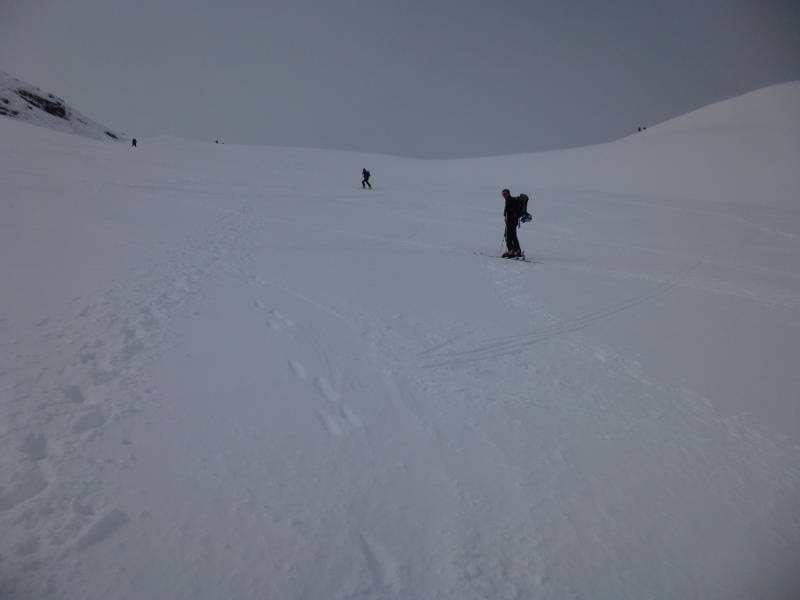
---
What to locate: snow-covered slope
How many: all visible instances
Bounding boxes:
[447,81,800,210]
[644,81,800,135]
[0,69,123,141]
[1,84,799,599]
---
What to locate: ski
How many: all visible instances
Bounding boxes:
[473,251,537,264]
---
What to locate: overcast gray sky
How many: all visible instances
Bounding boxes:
[1,0,798,157]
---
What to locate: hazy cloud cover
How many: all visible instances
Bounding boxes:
[1,0,798,157]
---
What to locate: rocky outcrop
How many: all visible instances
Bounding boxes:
[15,89,68,119]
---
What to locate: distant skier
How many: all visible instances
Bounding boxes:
[501,188,524,258]
[362,168,372,189]
[132,138,137,148]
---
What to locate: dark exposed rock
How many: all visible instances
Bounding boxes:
[16,89,67,120]
[104,130,119,140]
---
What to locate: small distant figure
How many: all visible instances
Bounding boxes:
[361,168,372,189]
[132,138,137,147]
[215,139,219,144]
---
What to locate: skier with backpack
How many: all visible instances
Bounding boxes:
[501,189,532,258]
[361,168,372,189]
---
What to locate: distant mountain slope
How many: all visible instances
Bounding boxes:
[0,69,123,141]
[447,81,800,209]
[641,81,800,136]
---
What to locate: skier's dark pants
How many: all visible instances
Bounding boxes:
[362,178,371,189]
[505,218,521,253]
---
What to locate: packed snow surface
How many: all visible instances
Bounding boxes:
[2,83,800,599]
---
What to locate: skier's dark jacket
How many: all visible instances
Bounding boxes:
[503,194,523,221]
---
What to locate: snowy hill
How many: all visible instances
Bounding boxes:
[1,83,799,599]
[446,81,800,210]
[0,69,123,141]
[644,81,800,135]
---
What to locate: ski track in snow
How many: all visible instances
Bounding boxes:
[419,256,706,369]
[285,357,364,437]
[253,298,295,331]
[247,266,367,440]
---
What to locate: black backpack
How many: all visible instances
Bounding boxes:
[519,193,532,223]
